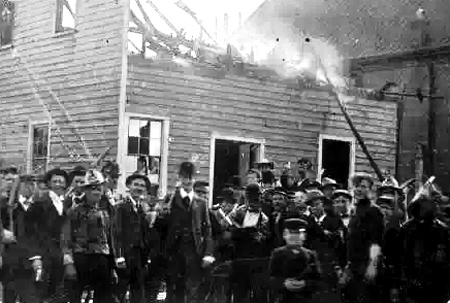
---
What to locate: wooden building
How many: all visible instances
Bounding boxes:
[233,0,450,191]
[0,0,398,201]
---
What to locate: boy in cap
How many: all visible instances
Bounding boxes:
[153,161,214,303]
[269,218,321,303]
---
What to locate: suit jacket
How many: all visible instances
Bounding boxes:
[153,189,214,258]
[115,197,149,258]
[27,191,68,259]
[269,245,321,303]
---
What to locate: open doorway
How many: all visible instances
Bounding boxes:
[211,137,263,203]
[318,135,355,189]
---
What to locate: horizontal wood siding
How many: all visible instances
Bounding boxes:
[0,0,124,171]
[127,59,397,191]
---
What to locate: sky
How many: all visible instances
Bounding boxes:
[129,0,265,51]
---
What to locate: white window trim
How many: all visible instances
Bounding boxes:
[317,133,356,185]
[209,132,266,208]
[27,120,51,174]
[53,0,78,36]
[118,113,170,199]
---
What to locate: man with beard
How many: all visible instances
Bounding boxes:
[153,161,215,303]
[391,185,450,303]
[61,169,118,303]
[115,172,152,303]
[342,173,384,303]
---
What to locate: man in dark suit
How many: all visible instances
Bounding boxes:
[0,166,41,303]
[115,172,152,303]
[269,218,321,303]
[153,161,215,303]
[27,167,69,302]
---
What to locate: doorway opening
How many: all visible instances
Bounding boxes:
[212,139,262,202]
[318,135,355,189]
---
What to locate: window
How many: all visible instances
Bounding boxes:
[55,0,76,33]
[127,118,163,185]
[31,124,50,174]
[0,0,15,47]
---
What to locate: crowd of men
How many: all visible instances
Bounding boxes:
[0,157,450,303]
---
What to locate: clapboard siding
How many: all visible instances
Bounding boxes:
[127,59,397,190]
[0,0,124,171]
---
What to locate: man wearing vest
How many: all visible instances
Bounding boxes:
[153,161,215,303]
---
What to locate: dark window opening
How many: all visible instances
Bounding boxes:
[321,138,351,189]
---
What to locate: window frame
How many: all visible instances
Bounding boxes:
[123,113,170,199]
[54,0,77,35]
[0,0,15,48]
[27,120,51,174]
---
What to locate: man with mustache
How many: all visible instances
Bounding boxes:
[115,172,152,303]
[153,161,215,303]
[342,172,384,303]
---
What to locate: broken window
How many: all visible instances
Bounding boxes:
[32,124,49,173]
[0,1,15,46]
[55,0,76,33]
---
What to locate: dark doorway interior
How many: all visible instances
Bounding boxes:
[213,139,260,200]
[321,139,351,189]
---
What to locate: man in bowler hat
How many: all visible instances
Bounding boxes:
[153,161,215,303]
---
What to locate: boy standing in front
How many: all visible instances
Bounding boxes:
[269,218,321,303]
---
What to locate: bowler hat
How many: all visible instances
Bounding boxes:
[0,165,18,175]
[80,169,106,188]
[377,177,403,196]
[245,183,261,196]
[178,162,196,177]
[126,173,152,193]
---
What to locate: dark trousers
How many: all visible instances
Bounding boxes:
[165,249,203,303]
[145,255,167,303]
[1,269,40,303]
[230,259,269,303]
[67,254,116,303]
[342,270,379,303]
[125,248,147,303]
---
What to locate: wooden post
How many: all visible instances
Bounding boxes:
[415,143,424,192]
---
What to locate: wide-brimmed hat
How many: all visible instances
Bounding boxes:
[350,172,374,186]
[377,176,403,196]
[305,189,327,205]
[331,189,352,201]
[43,168,68,186]
[321,177,338,190]
[80,169,106,188]
[68,165,87,185]
[126,172,151,193]
[377,194,396,208]
[0,165,18,175]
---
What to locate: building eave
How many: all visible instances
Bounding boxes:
[350,44,450,70]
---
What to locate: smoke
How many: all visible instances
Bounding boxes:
[227,21,348,89]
